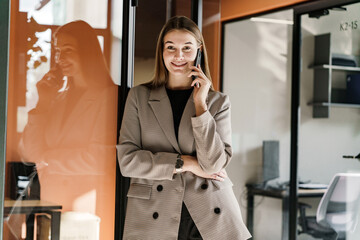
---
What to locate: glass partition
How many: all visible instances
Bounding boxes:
[3,0,122,239]
[222,9,293,239]
[298,1,360,239]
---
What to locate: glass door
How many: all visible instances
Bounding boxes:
[2,0,124,239]
[293,0,360,239]
[222,9,294,239]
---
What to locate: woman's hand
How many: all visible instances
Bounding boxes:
[36,68,63,110]
[188,65,211,116]
[182,155,227,181]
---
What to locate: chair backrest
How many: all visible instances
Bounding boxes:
[9,161,40,200]
[316,173,360,233]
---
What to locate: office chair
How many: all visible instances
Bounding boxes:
[298,173,360,240]
[5,162,41,239]
[9,161,41,200]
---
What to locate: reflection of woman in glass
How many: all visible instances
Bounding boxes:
[117,16,251,240]
[21,20,117,239]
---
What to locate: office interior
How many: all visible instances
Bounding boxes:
[1,0,360,240]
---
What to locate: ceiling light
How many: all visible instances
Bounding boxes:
[250,17,293,25]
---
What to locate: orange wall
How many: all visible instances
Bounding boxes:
[203,0,221,90]
[221,0,312,22]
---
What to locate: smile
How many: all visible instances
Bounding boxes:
[60,63,72,71]
[171,62,187,67]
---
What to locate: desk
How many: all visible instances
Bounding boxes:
[246,184,326,240]
[4,200,62,240]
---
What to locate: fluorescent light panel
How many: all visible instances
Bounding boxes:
[250,17,293,25]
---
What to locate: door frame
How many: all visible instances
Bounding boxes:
[0,0,10,237]
[114,0,136,239]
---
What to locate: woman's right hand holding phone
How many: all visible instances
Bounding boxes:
[189,65,211,117]
[36,67,63,110]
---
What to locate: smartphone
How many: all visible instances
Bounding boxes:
[51,64,64,80]
[192,49,202,87]
[46,64,64,87]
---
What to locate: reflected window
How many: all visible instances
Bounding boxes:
[20,0,108,28]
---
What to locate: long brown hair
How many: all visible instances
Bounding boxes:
[54,20,113,88]
[144,16,212,89]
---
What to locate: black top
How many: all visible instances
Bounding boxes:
[166,87,202,238]
[166,87,193,140]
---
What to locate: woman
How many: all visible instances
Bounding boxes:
[21,20,118,239]
[117,16,251,240]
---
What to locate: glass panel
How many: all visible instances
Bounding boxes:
[299,2,360,240]
[3,0,121,239]
[203,0,221,88]
[134,0,167,86]
[223,9,293,239]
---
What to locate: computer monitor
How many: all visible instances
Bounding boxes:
[262,140,280,183]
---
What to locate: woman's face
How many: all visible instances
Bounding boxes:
[162,30,199,78]
[54,33,82,77]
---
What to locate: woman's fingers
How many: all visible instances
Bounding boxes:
[188,65,206,79]
[210,169,228,181]
[188,66,209,88]
[218,169,228,178]
[191,79,201,88]
[183,155,228,182]
[190,74,210,88]
[212,175,225,181]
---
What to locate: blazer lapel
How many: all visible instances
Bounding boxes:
[148,86,181,153]
[54,90,94,144]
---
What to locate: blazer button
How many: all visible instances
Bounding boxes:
[153,212,159,219]
[157,185,163,192]
[214,207,221,214]
[201,183,208,190]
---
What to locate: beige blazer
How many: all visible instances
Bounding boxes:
[117,85,251,240]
